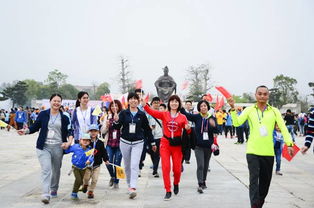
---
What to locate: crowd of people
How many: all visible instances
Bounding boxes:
[1,85,313,208]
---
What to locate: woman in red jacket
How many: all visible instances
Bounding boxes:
[142,95,190,201]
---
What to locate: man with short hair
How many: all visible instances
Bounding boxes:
[227,85,294,208]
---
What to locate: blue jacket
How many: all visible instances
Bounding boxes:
[71,107,97,141]
[15,110,27,123]
[180,108,218,148]
[113,108,154,144]
[65,144,94,169]
[273,130,284,150]
[28,109,73,150]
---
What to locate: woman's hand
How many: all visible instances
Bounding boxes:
[185,124,191,130]
[209,118,216,127]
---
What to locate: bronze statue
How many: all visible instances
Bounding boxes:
[155,66,177,102]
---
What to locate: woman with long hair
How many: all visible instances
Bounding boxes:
[18,94,73,204]
[71,91,97,143]
[142,95,191,201]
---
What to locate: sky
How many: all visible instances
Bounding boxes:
[0,0,313,99]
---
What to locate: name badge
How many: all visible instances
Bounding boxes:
[259,125,268,137]
[47,129,55,138]
[129,123,136,133]
[112,130,117,140]
[203,132,209,140]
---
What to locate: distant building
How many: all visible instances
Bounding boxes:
[280,103,301,114]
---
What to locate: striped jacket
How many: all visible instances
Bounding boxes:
[304,108,314,148]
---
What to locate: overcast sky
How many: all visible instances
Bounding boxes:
[0,0,313,98]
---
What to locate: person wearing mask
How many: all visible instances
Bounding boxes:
[142,95,191,201]
[113,93,156,199]
[71,91,97,143]
[18,94,73,204]
[227,85,294,208]
[180,100,218,194]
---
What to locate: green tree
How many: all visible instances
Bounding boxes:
[118,57,134,93]
[95,82,110,99]
[59,84,79,99]
[2,81,28,107]
[24,79,43,104]
[273,74,299,108]
[45,69,68,89]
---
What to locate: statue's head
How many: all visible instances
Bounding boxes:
[163,66,169,75]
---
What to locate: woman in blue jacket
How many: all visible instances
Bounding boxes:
[180,100,218,194]
[18,94,73,204]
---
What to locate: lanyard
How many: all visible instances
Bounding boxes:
[130,112,137,123]
[201,118,209,134]
[49,113,59,125]
[80,108,88,124]
[256,106,267,124]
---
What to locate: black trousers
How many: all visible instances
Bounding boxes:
[149,139,161,173]
[246,154,274,208]
[236,127,244,143]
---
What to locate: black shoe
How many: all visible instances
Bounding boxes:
[201,182,207,189]
[164,192,172,201]
[185,160,190,164]
[173,184,179,195]
[152,171,157,175]
[197,187,203,194]
[109,177,114,187]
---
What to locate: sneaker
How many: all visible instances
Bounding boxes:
[129,188,137,199]
[82,185,88,193]
[87,191,94,199]
[276,171,283,176]
[109,177,114,187]
[185,160,190,164]
[113,183,119,189]
[50,191,57,198]
[41,196,50,204]
[173,184,179,195]
[152,170,157,176]
[164,192,172,201]
[154,173,159,178]
[201,182,207,189]
[197,187,204,194]
[71,192,79,200]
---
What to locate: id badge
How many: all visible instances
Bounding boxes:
[112,130,117,140]
[47,129,55,138]
[259,125,268,137]
[129,123,136,133]
[203,132,209,140]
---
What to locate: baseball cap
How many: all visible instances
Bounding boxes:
[80,133,91,140]
[88,124,99,131]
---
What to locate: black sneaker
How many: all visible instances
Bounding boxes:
[164,192,172,201]
[197,187,203,194]
[173,184,179,195]
[201,182,207,189]
[185,160,190,164]
[109,177,114,187]
[154,173,159,178]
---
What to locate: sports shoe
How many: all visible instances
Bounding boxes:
[41,196,50,204]
[185,160,190,164]
[109,177,114,187]
[82,185,88,193]
[173,184,179,195]
[87,191,94,199]
[71,192,79,200]
[164,192,172,201]
[129,188,137,199]
[50,191,57,198]
[113,183,119,189]
[201,182,207,189]
[154,173,159,178]
[276,171,283,176]
[197,187,204,194]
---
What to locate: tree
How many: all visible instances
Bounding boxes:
[186,64,213,101]
[24,79,43,104]
[59,84,79,100]
[269,88,282,108]
[2,81,28,107]
[309,82,314,98]
[233,93,255,103]
[45,69,68,89]
[95,82,110,99]
[272,74,299,108]
[119,57,133,93]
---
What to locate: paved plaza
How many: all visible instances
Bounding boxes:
[0,130,313,208]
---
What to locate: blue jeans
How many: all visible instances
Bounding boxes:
[274,148,282,171]
[286,125,295,142]
[106,146,122,184]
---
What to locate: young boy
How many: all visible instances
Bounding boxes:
[65,133,94,200]
[82,124,109,198]
[273,124,284,176]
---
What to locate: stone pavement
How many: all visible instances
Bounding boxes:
[0,129,313,208]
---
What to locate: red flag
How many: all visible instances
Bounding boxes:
[215,86,232,99]
[219,96,225,107]
[135,80,143,89]
[181,80,189,90]
[100,94,113,102]
[204,93,213,102]
[282,144,300,161]
[121,96,128,109]
[214,96,221,111]
[144,93,150,103]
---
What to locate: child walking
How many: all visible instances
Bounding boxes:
[65,133,94,200]
[82,124,109,198]
[273,124,284,176]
